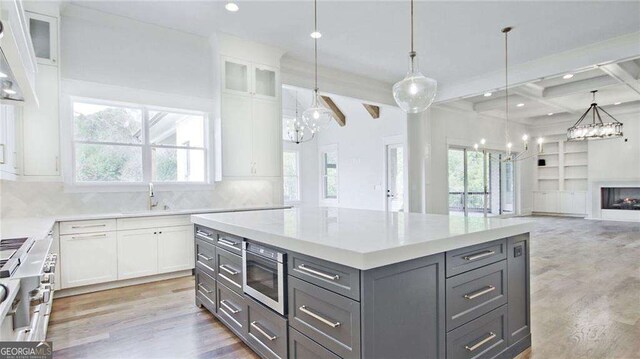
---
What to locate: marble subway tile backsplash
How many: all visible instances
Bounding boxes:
[1,180,282,218]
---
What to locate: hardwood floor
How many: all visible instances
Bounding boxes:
[48,216,639,359]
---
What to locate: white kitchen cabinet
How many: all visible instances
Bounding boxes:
[221,93,253,177]
[252,98,281,176]
[117,228,159,280]
[560,191,586,215]
[533,191,560,213]
[26,11,58,66]
[0,105,20,176]
[158,225,194,273]
[22,64,60,177]
[222,57,279,101]
[252,63,278,100]
[60,231,117,288]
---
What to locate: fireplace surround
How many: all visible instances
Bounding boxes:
[601,187,640,211]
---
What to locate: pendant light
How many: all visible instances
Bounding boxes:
[567,90,623,141]
[302,0,332,132]
[392,0,437,113]
[287,90,316,144]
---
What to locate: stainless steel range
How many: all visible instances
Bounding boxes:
[0,234,56,341]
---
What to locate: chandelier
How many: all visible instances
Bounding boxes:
[567,90,623,141]
[286,90,315,144]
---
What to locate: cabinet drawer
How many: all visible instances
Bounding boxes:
[217,281,248,339]
[446,305,508,359]
[60,232,117,288]
[289,327,341,359]
[60,219,116,235]
[215,247,243,294]
[289,251,360,301]
[215,231,243,255]
[196,269,216,313]
[195,238,216,277]
[246,296,288,359]
[446,261,508,330]
[117,215,191,231]
[288,276,360,359]
[446,239,506,277]
[195,225,217,245]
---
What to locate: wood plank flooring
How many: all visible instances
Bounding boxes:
[48,216,639,359]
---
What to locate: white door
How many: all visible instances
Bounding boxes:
[26,12,58,66]
[117,228,159,280]
[385,144,404,212]
[222,57,251,96]
[252,98,281,177]
[60,232,117,288]
[158,225,194,273]
[221,93,253,177]
[252,63,278,100]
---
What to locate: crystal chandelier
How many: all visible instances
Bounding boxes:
[567,90,623,141]
[302,0,333,131]
[392,0,437,113]
[286,90,315,144]
[475,27,543,162]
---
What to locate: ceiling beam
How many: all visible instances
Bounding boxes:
[320,95,346,127]
[512,83,579,115]
[473,94,527,112]
[362,103,380,119]
[542,75,618,99]
[599,63,640,96]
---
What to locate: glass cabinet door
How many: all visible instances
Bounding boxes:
[26,12,58,66]
[253,64,277,99]
[223,58,250,95]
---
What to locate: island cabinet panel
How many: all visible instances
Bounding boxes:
[446,305,508,359]
[289,327,341,359]
[217,281,249,340]
[288,251,360,300]
[215,247,243,295]
[195,269,217,314]
[446,239,507,277]
[446,260,508,331]
[289,276,361,358]
[507,234,531,346]
[195,238,216,277]
[246,296,288,359]
[361,253,446,359]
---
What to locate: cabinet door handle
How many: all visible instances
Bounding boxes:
[197,253,212,261]
[299,305,341,328]
[464,285,496,300]
[220,300,240,314]
[70,233,107,240]
[465,332,496,352]
[196,230,213,239]
[251,321,277,341]
[71,224,106,229]
[297,264,340,281]
[198,284,213,294]
[463,250,495,261]
[217,238,238,250]
[219,264,239,276]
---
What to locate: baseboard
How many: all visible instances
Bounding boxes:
[531,212,585,218]
[54,269,193,298]
[495,334,531,359]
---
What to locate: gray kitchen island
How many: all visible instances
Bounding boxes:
[191,207,532,359]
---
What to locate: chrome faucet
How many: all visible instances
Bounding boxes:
[148,183,158,211]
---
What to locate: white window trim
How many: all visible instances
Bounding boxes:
[283,148,302,204]
[319,143,339,206]
[64,96,213,192]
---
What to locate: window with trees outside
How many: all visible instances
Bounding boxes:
[283,150,300,202]
[72,99,208,184]
[321,146,338,201]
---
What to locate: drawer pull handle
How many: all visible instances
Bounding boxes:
[464,285,496,300]
[299,305,341,328]
[197,253,213,261]
[196,230,213,239]
[465,332,496,352]
[218,238,239,249]
[70,233,107,240]
[220,300,240,314]
[298,264,340,281]
[251,321,277,341]
[71,224,106,229]
[198,284,213,294]
[463,250,495,261]
[219,264,239,276]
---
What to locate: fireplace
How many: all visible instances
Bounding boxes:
[601,187,640,210]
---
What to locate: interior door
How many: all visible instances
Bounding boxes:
[385,144,404,212]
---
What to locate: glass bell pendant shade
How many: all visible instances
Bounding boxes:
[393,55,437,113]
[302,91,333,132]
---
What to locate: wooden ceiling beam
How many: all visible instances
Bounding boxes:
[320,95,346,127]
[362,103,380,119]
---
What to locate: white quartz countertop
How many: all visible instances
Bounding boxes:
[191,207,534,270]
[1,206,289,240]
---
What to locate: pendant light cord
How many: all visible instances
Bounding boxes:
[503,27,510,147]
[409,0,416,71]
[314,0,319,93]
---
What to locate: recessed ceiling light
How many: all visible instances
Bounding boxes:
[484,92,492,97]
[516,103,525,107]
[3,89,16,95]
[562,73,574,80]
[614,102,622,105]
[225,2,239,12]
[310,31,322,39]
[0,72,7,78]
[547,112,554,116]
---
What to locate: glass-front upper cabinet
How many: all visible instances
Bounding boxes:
[253,64,277,100]
[26,12,58,66]
[222,57,278,100]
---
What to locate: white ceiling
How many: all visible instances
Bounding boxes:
[65,1,640,89]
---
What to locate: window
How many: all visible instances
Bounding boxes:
[283,150,300,202]
[320,145,338,201]
[72,99,208,185]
